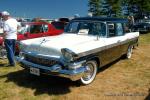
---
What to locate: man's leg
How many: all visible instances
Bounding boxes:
[12,39,16,55]
[4,39,15,66]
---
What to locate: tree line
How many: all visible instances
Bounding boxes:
[88,0,150,19]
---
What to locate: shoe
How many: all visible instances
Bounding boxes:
[9,64,15,67]
[5,64,16,67]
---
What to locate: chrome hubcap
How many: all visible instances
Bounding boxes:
[127,46,132,58]
[82,64,94,81]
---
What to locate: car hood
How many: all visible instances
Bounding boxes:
[20,33,100,57]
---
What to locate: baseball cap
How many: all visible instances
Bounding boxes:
[1,11,10,16]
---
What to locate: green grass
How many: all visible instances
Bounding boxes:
[139,33,150,44]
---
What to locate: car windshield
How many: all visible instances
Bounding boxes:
[64,21,106,36]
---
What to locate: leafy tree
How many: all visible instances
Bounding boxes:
[88,0,150,18]
[88,0,100,16]
[99,0,111,16]
[128,0,150,18]
[88,0,122,17]
[121,4,129,16]
[108,0,121,17]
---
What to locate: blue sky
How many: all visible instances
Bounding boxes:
[0,0,88,19]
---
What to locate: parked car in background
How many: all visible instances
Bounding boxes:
[17,17,139,85]
[51,21,67,30]
[133,19,150,33]
[59,17,70,23]
[0,21,63,58]
[51,17,71,30]
[31,17,53,23]
[17,22,63,41]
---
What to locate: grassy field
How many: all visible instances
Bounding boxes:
[0,34,150,100]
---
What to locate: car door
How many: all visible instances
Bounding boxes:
[116,23,129,55]
[27,24,44,39]
[100,23,125,66]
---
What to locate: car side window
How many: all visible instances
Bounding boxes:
[88,22,106,36]
[116,23,124,36]
[108,23,115,37]
[108,23,124,37]
[42,24,48,32]
[30,25,44,34]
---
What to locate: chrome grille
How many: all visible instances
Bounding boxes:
[25,54,58,67]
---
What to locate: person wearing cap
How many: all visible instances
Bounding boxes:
[1,11,19,67]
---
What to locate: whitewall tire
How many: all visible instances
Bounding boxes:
[126,45,133,59]
[78,60,97,85]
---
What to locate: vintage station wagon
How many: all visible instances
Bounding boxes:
[17,17,139,85]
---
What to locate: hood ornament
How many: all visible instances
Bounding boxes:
[40,38,49,44]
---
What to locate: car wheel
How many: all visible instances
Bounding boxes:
[78,60,97,85]
[126,45,133,59]
[0,46,7,59]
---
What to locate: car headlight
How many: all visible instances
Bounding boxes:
[61,48,77,62]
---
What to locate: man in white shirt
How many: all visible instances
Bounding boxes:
[2,11,19,67]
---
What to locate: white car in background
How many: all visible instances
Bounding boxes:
[17,17,139,85]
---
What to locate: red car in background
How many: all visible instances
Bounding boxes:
[0,21,64,58]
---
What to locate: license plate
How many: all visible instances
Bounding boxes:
[30,67,40,76]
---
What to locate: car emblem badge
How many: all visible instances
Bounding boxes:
[40,38,49,44]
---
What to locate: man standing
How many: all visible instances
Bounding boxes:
[1,11,19,66]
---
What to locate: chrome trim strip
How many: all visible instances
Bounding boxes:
[17,57,86,81]
[78,37,138,57]
[22,51,66,64]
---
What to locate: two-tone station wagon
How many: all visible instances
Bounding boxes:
[17,17,139,85]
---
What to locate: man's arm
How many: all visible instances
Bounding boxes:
[2,22,9,46]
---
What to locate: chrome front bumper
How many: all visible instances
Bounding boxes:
[16,57,86,81]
